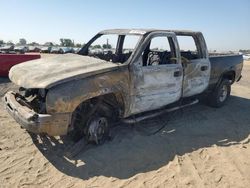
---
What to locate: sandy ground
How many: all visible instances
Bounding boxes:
[0,59,249,188]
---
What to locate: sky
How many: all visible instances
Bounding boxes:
[0,0,249,51]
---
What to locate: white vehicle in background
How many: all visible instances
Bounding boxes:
[60,47,74,54]
[243,54,250,60]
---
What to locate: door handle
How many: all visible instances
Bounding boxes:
[174,70,182,77]
[201,66,208,71]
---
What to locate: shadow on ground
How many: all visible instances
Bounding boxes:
[0,77,17,97]
[30,95,250,180]
[0,77,10,84]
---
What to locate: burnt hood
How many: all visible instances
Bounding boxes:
[9,54,119,88]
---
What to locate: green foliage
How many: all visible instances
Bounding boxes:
[19,38,27,45]
[60,38,74,47]
[44,42,54,46]
[239,49,250,54]
[28,42,39,46]
[102,43,112,49]
[93,44,102,49]
[6,41,14,45]
[75,43,82,48]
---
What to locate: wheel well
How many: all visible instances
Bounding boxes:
[222,71,235,84]
[97,93,124,118]
[71,93,124,123]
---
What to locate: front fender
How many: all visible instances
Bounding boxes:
[46,69,130,114]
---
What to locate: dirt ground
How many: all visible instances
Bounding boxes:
[0,59,249,188]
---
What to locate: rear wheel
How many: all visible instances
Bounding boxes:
[208,79,231,107]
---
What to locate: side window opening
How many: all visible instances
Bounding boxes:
[176,35,203,60]
[121,35,141,63]
[88,34,118,62]
[86,34,140,63]
[142,36,177,66]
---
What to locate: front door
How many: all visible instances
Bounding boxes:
[129,32,183,115]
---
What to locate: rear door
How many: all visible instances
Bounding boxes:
[176,33,210,97]
[129,32,183,115]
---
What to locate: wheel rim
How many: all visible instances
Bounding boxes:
[219,85,228,102]
[96,118,108,140]
[87,117,109,144]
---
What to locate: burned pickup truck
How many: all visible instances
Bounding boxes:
[3,29,243,144]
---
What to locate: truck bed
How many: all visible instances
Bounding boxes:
[208,54,243,89]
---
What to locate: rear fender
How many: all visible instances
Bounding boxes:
[215,70,235,90]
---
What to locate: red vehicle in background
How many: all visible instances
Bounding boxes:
[0,53,41,77]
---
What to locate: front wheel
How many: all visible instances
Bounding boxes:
[208,79,231,108]
[68,100,112,143]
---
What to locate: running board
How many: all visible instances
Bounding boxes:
[122,99,199,124]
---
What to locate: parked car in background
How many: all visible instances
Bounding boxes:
[40,46,52,53]
[28,46,41,52]
[89,48,103,55]
[60,47,74,54]
[14,46,29,54]
[73,47,80,53]
[243,54,250,60]
[0,45,15,53]
[50,47,61,54]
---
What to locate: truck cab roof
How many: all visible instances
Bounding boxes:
[99,29,202,36]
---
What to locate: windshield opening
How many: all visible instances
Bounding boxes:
[80,34,141,63]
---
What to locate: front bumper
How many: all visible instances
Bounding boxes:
[3,91,70,136]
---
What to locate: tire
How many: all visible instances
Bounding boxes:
[68,102,90,142]
[68,101,112,143]
[208,79,231,108]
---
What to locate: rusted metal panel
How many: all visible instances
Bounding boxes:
[183,59,211,97]
[99,29,201,36]
[130,63,183,115]
[3,91,70,136]
[45,67,131,116]
[180,32,210,97]
[127,31,183,115]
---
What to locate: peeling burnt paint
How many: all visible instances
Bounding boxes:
[9,54,120,89]
[129,60,183,115]
[46,67,130,116]
[183,59,210,97]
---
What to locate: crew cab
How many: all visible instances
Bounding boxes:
[3,29,243,144]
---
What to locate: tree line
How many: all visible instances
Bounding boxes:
[0,38,83,48]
